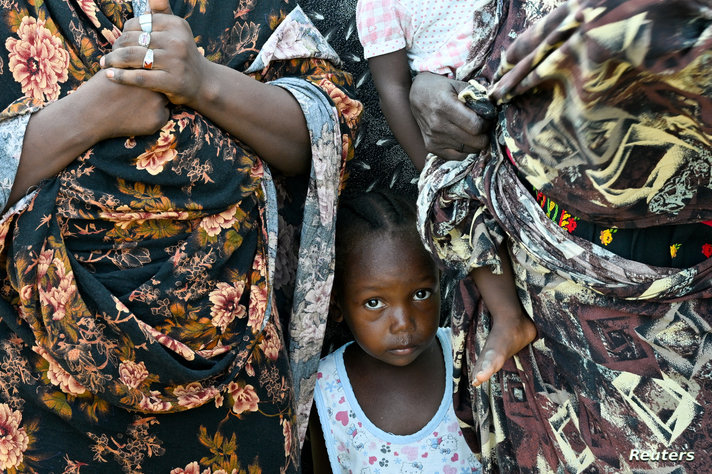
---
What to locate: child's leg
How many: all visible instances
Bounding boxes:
[469,245,537,386]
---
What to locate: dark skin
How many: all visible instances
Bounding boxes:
[408,71,537,385]
[408,71,491,160]
[101,0,310,176]
[369,52,492,169]
[369,50,429,170]
[6,0,310,211]
[309,229,444,472]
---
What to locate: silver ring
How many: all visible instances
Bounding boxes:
[138,13,152,33]
[142,48,154,69]
[138,31,151,48]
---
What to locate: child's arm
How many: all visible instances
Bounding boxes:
[468,245,537,386]
[308,402,331,474]
[368,49,429,170]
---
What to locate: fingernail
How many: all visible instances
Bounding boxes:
[106,69,114,79]
[100,56,105,67]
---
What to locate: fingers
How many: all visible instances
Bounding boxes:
[148,0,173,15]
[420,104,491,158]
[121,10,181,34]
[410,72,494,160]
[103,42,161,70]
[104,64,171,92]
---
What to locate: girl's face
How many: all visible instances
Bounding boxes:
[337,230,440,367]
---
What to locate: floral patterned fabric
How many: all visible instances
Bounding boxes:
[529,184,712,268]
[0,0,361,472]
[418,0,712,472]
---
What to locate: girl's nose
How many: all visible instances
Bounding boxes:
[390,306,415,332]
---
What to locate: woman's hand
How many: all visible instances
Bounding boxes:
[100,0,211,109]
[409,72,492,161]
[8,71,169,209]
[99,0,311,175]
[80,71,170,141]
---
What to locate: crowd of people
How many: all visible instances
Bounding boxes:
[1,0,710,472]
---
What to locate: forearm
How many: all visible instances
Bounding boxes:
[379,86,428,170]
[8,95,102,208]
[468,245,523,318]
[368,51,428,170]
[192,61,311,176]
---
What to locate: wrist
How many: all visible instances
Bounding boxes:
[190,59,222,111]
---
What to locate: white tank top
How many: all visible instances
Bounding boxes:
[313,328,482,473]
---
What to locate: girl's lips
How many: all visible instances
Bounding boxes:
[389,345,416,355]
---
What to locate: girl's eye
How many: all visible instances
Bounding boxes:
[413,289,432,301]
[364,298,384,309]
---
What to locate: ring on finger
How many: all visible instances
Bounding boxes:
[459,143,465,153]
[138,31,151,48]
[142,48,154,69]
[139,13,152,33]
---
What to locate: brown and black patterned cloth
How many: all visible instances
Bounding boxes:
[0,0,360,472]
[418,0,712,471]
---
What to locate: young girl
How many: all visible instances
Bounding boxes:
[356,0,536,387]
[309,191,481,473]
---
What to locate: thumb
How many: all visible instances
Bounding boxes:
[148,0,173,14]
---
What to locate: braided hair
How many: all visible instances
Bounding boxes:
[334,189,418,286]
[323,189,420,354]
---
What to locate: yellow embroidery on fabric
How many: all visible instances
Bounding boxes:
[600,228,617,246]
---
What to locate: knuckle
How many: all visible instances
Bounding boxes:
[125,18,139,30]
[114,34,128,48]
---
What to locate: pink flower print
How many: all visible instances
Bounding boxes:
[250,159,264,179]
[5,16,69,101]
[199,205,239,237]
[173,382,219,409]
[170,461,202,474]
[213,392,224,408]
[208,281,247,331]
[38,258,76,321]
[248,284,267,331]
[118,360,149,389]
[0,403,29,471]
[32,345,86,395]
[76,0,100,27]
[304,282,331,314]
[227,382,259,415]
[252,252,266,276]
[138,390,172,412]
[282,417,293,458]
[100,27,122,45]
[36,249,54,278]
[135,121,178,175]
[19,284,33,301]
[137,320,196,361]
[317,78,362,130]
[260,322,282,361]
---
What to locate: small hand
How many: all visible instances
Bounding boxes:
[409,72,492,161]
[100,0,211,108]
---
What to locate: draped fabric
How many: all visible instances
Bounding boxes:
[0,1,361,472]
[418,0,712,471]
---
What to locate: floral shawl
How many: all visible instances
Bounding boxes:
[418,0,712,472]
[0,0,361,472]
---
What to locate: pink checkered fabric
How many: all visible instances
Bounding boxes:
[356,0,476,77]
